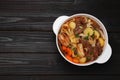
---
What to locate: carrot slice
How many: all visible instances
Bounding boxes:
[66,55,73,62]
[62,46,67,51]
[73,58,79,63]
[66,48,73,56]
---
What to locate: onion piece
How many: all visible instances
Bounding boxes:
[77,44,85,57]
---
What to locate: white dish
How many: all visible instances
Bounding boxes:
[53,13,112,66]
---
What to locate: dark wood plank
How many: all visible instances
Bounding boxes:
[0,31,57,52]
[0,51,118,75]
[0,0,119,32]
[0,0,75,13]
[0,0,119,15]
[0,21,53,31]
[0,75,119,80]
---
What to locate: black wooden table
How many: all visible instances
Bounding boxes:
[0,0,120,79]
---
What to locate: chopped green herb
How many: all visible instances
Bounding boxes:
[90,52,93,55]
[72,47,76,51]
[93,31,95,35]
[87,56,91,61]
[91,31,95,39]
[75,34,79,38]
[84,32,90,40]
[84,36,89,40]
[87,32,90,37]
[74,52,77,55]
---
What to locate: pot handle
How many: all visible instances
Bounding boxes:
[96,43,112,64]
[53,16,69,35]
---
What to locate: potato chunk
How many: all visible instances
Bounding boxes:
[99,38,104,47]
[69,21,76,29]
[77,44,85,57]
[80,57,86,63]
[94,30,100,39]
[84,27,93,36]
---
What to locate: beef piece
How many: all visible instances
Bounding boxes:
[74,26,83,35]
[80,16,88,25]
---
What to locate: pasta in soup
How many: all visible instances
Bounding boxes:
[58,16,105,64]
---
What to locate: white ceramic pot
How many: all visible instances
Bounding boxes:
[53,13,112,66]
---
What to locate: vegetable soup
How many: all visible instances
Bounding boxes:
[58,16,105,64]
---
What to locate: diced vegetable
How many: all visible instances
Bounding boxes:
[80,57,86,63]
[62,46,67,51]
[94,30,100,39]
[89,37,96,47]
[79,33,85,37]
[73,58,79,63]
[62,46,74,56]
[99,38,104,47]
[66,55,73,62]
[88,19,91,23]
[77,44,85,57]
[71,43,77,48]
[79,26,83,29]
[69,21,76,29]
[69,35,77,43]
[66,48,74,56]
[84,27,93,36]
[72,53,76,57]
[58,34,70,47]
[86,19,92,27]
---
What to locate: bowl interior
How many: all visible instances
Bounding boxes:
[56,14,108,66]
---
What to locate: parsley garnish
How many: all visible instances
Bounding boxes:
[84,33,90,40]
[90,52,93,55]
[75,34,79,38]
[84,36,89,40]
[91,31,95,39]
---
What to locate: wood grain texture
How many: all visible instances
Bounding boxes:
[0,32,118,53]
[0,0,120,79]
[0,31,57,52]
[0,0,119,32]
[0,75,119,80]
[0,32,119,76]
[0,52,118,75]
